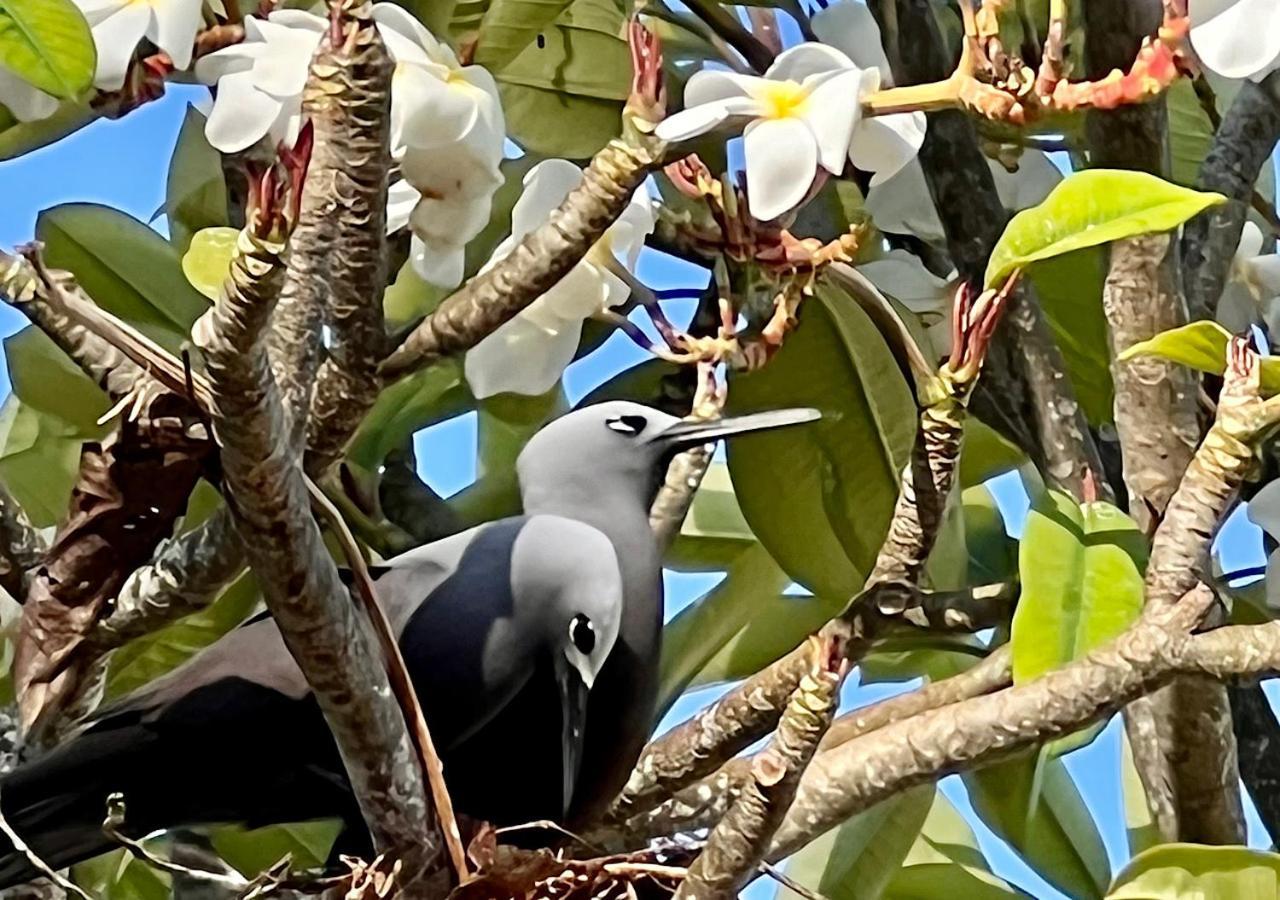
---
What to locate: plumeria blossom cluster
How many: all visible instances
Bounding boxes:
[464,159,656,399]
[656,2,924,222]
[1217,222,1280,334]
[1189,0,1280,81]
[195,4,505,290]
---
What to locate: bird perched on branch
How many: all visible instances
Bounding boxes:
[0,400,816,884]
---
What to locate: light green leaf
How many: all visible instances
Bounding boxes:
[182,226,240,300]
[959,418,1026,488]
[1013,490,1146,682]
[104,571,261,698]
[1108,844,1280,899]
[728,281,915,603]
[474,0,579,70]
[985,170,1226,287]
[4,325,108,432]
[166,106,229,254]
[780,785,935,900]
[38,203,210,348]
[0,0,95,98]
[688,592,841,690]
[657,543,788,715]
[210,820,343,877]
[0,396,87,526]
[1120,728,1162,857]
[1121,320,1280,396]
[883,789,1025,899]
[965,752,1110,899]
[1027,248,1114,425]
[668,460,758,572]
[73,848,170,900]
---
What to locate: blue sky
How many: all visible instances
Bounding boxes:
[0,79,1276,899]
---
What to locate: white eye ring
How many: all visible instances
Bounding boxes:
[606,415,646,436]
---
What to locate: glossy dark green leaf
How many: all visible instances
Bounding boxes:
[0,0,94,98]
[347,361,469,472]
[963,485,1018,585]
[578,357,682,408]
[166,106,229,254]
[38,203,210,348]
[473,0,580,70]
[960,418,1027,488]
[965,751,1110,899]
[780,785,934,900]
[1108,844,1280,899]
[727,282,915,602]
[986,170,1226,287]
[499,82,622,158]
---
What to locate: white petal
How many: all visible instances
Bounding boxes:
[539,265,613,322]
[204,70,283,152]
[849,111,926,185]
[148,0,203,71]
[685,68,761,106]
[394,65,479,151]
[1251,254,1280,296]
[75,0,127,26]
[400,143,502,202]
[465,312,582,399]
[409,191,492,243]
[743,117,819,220]
[91,4,150,90]
[1239,221,1266,261]
[0,68,58,122]
[372,3,447,63]
[410,235,466,288]
[252,23,322,98]
[1248,477,1280,538]
[654,94,758,142]
[811,1,893,83]
[801,68,862,174]
[857,251,951,313]
[386,179,420,234]
[765,41,855,83]
[1189,0,1280,80]
[606,183,656,270]
[509,159,584,240]
[864,159,943,239]
[195,44,257,84]
[266,9,328,32]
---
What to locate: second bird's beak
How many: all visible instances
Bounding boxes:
[555,658,591,820]
[653,407,821,452]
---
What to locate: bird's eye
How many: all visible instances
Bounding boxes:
[606,415,647,436]
[569,614,596,654]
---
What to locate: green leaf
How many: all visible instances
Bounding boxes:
[182,226,240,300]
[474,0,579,70]
[347,361,469,472]
[1120,728,1162,857]
[73,849,170,900]
[965,751,1110,900]
[883,789,1024,899]
[780,785,935,900]
[499,81,623,158]
[104,571,261,698]
[0,396,86,526]
[1027,248,1114,425]
[1108,844,1280,899]
[656,543,788,715]
[959,418,1026,488]
[4,325,108,432]
[985,170,1227,287]
[1121,320,1280,396]
[387,0,459,40]
[38,203,211,347]
[963,485,1018,585]
[727,281,915,603]
[0,98,93,160]
[166,107,229,254]
[668,460,758,572]
[1013,490,1146,682]
[0,0,95,98]
[210,820,343,877]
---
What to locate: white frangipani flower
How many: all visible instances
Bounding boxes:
[195,10,326,153]
[1246,479,1280,608]
[866,151,1063,242]
[464,159,655,399]
[857,250,956,355]
[1217,222,1280,333]
[76,0,205,91]
[0,68,58,122]
[1188,0,1280,82]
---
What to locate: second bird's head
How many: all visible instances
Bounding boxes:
[516,400,821,510]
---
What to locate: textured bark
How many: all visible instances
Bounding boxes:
[302,8,392,476]
[379,135,662,379]
[14,391,211,738]
[195,217,441,890]
[675,646,842,900]
[649,444,714,551]
[1182,71,1280,321]
[0,486,46,602]
[868,0,1108,501]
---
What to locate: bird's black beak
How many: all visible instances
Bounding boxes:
[555,658,591,819]
[653,408,821,452]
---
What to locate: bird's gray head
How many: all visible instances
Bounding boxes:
[515,401,821,514]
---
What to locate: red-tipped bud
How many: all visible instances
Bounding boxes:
[246,123,314,239]
[627,17,666,124]
[665,155,714,199]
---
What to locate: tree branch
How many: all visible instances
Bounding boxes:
[0,484,46,602]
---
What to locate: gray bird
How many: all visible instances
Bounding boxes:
[0,400,816,883]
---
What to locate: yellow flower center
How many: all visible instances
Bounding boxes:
[756,80,808,120]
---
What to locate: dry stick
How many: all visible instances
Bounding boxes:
[765,339,1280,861]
